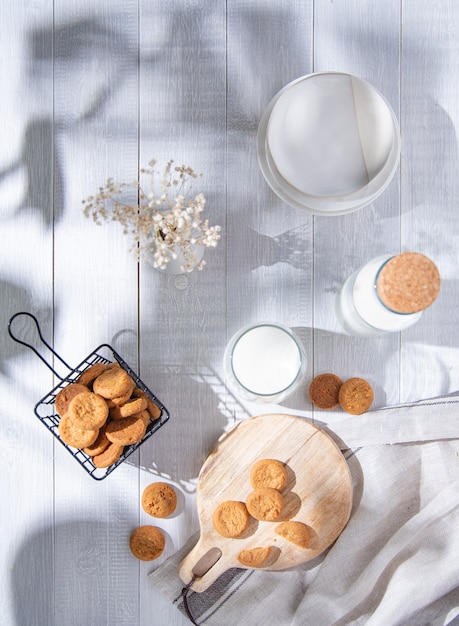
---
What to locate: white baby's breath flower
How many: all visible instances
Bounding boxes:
[82,159,221,272]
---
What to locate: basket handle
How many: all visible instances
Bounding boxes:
[8,311,73,380]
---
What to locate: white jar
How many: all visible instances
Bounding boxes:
[336,253,441,337]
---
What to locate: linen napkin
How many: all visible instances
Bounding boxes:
[149,393,459,626]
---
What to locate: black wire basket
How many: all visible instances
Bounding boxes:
[8,312,170,480]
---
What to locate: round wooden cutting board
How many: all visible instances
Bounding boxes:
[179,414,353,592]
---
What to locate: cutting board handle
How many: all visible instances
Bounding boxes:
[179,537,235,593]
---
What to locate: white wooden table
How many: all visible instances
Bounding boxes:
[1,1,458,624]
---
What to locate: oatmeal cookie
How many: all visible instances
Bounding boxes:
[106,391,133,408]
[338,377,374,415]
[137,409,151,427]
[111,396,147,419]
[237,546,274,568]
[93,366,135,400]
[58,413,99,449]
[92,442,124,468]
[67,391,109,430]
[142,482,177,518]
[212,501,250,538]
[132,388,161,420]
[83,423,110,456]
[129,525,165,561]
[246,488,284,522]
[105,414,147,446]
[309,373,343,410]
[275,521,310,548]
[250,459,287,491]
[77,362,108,389]
[55,383,88,418]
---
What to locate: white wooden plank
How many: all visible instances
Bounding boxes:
[0,2,55,625]
[312,0,403,415]
[51,2,141,624]
[401,0,459,401]
[137,2,227,624]
[226,0,315,422]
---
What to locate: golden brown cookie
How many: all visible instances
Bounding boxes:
[129,525,165,561]
[93,366,135,400]
[110,398,147,419]
[106,391,134,408]
[338,377,374,415]
[77,362,108,388]
[212,501,250,538]
[58,413,99,449]
[237,546,274,568]
[132,388,161,420]
[246,488,284,522]
[92,442,124,468]
[275,521,310,548]
[142,482,177,518]
[250,459,287,491]
[376,252,441,314]
[83,423,111,456]
[67,391,109,430]
[55,383,88,418]
[137,409,151,427]
[105,414,147,445]
[309,373,343,410]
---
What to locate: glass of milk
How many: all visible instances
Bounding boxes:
[224,323,306,403]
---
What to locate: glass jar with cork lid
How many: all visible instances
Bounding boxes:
[336,252,441,337]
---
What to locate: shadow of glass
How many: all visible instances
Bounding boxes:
[15,117,63,227]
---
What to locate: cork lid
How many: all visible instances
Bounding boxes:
[376,252,441,314]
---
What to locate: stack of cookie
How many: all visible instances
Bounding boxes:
[212,458,310,568]
[55,362,161,469]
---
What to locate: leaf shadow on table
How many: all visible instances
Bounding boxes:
[29,15,142,126]
[0,116,62,228]
[6,14,142,230]
[230,4,314,127]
